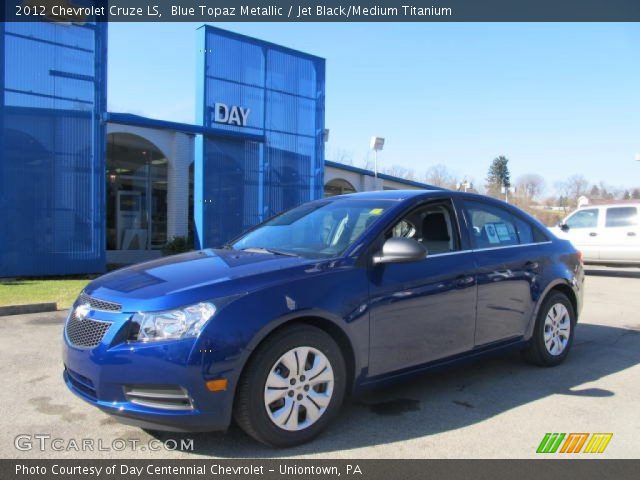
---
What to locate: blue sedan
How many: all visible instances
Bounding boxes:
[62,190,584,447]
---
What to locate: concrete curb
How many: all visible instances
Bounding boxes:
[0,303,58,317]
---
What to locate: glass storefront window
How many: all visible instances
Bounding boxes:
[106,133,168,250]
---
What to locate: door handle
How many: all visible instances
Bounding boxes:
[524,261,540,272]
[455,275,475,287]
[628,232,637,237]
[589,232,598,237]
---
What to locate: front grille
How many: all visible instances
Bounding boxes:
[65,313,112,348]
[124,385,193,411]
[77,292,121,312]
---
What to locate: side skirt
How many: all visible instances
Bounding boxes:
[356,337,529,393]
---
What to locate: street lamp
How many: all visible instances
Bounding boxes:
[370,136,385,179]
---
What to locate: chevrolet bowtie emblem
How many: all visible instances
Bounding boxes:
[74,303,91,321]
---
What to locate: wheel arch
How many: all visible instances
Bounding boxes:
[237,310,359,397]
[548,283,578,316]
[526,279,579,339]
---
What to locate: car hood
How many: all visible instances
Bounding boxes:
[83,249,321,312]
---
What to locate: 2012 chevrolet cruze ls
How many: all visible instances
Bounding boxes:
[63,190,584,447]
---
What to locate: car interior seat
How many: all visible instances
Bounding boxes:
[421,212,452,254]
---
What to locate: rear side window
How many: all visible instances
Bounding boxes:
[463,201,520,248]
[605,207,638,228]
[565,209,598,229]
[462,200,543,248]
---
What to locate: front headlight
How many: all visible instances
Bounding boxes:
[131,302,216,342]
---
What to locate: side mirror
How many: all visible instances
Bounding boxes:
[559,223,570,232]
[373,237,428,265]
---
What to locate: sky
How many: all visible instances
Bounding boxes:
[108,22,640,193]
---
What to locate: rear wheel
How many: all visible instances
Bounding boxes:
[522,291,576,366]
[234,324,346,447]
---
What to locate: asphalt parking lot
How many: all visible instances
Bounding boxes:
[1,267,639,459]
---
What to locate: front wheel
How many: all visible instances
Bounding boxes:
[233,324,346,447]
[522,292,576,367]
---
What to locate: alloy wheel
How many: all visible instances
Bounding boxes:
[543,303,571,356]
[264,346,334,431]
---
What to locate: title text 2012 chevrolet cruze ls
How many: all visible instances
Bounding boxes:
[63,191,583,447]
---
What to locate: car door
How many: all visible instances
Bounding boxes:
[558,208,601,261]
[599,206,640,262]
[461,199,545,346]
[367,198,477,377]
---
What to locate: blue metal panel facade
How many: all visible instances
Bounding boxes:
[195,26,325,248]
[0,18,107,276]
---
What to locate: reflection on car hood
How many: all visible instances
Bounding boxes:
[83,249,318,311]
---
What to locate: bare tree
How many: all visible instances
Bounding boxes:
[425,164,457,188]
[515,173,546,203]
[567,175,589,201]
[361,159,374,171]
[330,148,354,166]
[360,151,374,171]
[404,169,417,181]
[384,165,415,180]
[555,175,589,210]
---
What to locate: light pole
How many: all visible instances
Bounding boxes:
[501,185,514,203]
[370,136,385,180]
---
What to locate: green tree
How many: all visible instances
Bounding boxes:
[486,156,511,197]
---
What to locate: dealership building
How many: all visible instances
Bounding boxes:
[0,21,434,277]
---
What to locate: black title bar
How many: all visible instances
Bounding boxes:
[4,0,640,22]
[2,460,640,480]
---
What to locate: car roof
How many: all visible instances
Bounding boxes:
[333,189,447,201]
[331,189,499,203]
[576,203,640,209]
[331,189,548,223]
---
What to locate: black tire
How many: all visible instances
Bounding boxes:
[522,291,576,367]
[233,324,346,447]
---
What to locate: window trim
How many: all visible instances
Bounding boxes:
[471,241,552,252]
[404,240,554,258]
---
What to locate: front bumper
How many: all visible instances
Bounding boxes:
[62,309,238,432]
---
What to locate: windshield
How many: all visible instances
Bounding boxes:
[230,199,393,258]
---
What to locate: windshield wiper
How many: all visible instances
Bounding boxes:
[239,247,299,257]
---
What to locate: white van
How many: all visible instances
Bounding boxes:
[551,203,640,265]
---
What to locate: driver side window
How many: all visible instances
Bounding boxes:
[565,209,599,229]
[387,201,460,255]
